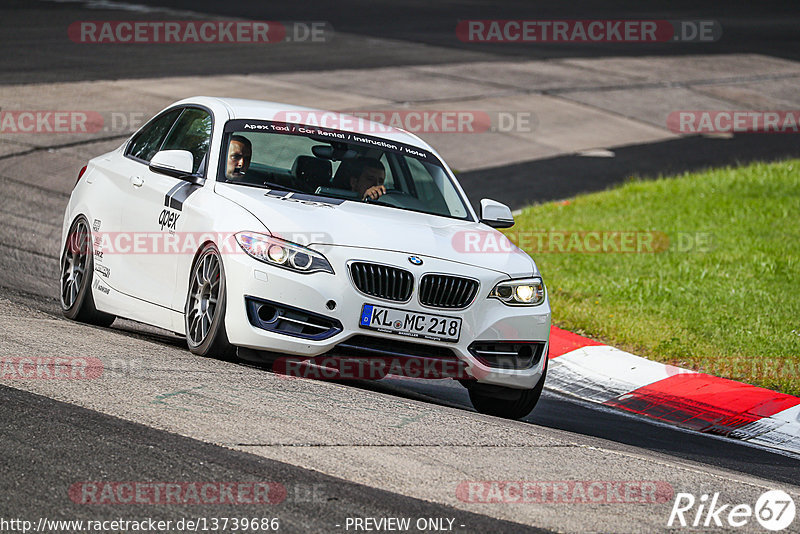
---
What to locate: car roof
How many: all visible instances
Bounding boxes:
[172,96,434,151]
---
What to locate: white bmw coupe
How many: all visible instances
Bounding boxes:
[60,97,551,418]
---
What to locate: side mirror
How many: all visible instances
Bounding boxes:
[149,150,195,178]
[479,198,515,228]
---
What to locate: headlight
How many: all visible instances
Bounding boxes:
[489,277,545,306]
[235,232,334,274]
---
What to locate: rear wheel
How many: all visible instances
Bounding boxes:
[468,359,547,420]
[185,244,235,360]
[60,216,116,327]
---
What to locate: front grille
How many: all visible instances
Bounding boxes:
[350,262,413,302]
[468,341,546,370]
[419,274,479,309]
[245,297,342,340]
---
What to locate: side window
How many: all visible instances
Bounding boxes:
[126,109,182,163]
[161,108,212,174]
[404,156,454,216]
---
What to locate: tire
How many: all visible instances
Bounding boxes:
[185,243,236,360]
[60,216,116,327]
[468,358,548,420]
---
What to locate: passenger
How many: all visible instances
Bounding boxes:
[350,157,386,200]
[225,135,252,179]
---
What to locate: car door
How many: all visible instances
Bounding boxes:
[116,107,212,310]
[95,108,182,300]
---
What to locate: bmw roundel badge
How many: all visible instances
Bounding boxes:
[408,255,423,266]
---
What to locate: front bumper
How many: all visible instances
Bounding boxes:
[223,245,551,390]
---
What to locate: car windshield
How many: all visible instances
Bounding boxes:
[219,119,473,221]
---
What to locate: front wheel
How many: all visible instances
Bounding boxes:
[468,360,547,420]
[185,244,235,360]
[60,216,116,327]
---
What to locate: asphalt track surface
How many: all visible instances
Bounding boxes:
[3,0,800,85]
[459,133,800,209]
[2,1,800,532]
[0,385,547,533]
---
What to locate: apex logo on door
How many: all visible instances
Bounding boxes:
[158,209,180,231]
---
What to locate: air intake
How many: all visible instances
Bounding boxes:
[245,297,342,340]
[468,341,546,370]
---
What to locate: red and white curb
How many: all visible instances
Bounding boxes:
[546,326,800,456]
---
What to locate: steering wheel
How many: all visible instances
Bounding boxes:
[362,189,407,204]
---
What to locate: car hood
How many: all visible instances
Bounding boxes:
[215,183,537,278]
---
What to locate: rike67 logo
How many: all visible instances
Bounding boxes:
[668,490,796,531]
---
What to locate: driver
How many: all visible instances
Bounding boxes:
[225,135,252,179]
[350,157,386,200]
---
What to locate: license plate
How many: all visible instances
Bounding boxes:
[359,304,462,343]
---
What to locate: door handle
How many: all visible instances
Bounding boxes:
[130,176,144,188]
